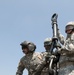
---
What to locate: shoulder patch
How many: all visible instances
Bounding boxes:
[37,55,42,60]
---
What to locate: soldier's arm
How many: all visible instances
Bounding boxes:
[65,40,74,55]
[16,60,25,75]
[36,60,46,70]
[68,33,74,51]
[58,42,74,55]
[33,53,46,75]
[33,61,46,75]
[52,52,60,63]
[63,33,74,52]
[57,29,65,45]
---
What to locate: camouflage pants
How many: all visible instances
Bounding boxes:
[58,65,74,75]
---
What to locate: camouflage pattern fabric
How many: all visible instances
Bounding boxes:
[58,65,74,75]
[40,52,51,75]
[16,52,44,75]
[58,32,74,75]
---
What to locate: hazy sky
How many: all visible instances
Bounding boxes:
[0,0,74,75]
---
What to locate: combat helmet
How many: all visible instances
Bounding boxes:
[20,41,36,52]
[65,21,74,33]
[44,38,52,46]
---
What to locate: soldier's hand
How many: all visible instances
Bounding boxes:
[50,55,56,59]
[58,46,70,55]
[58,47,63,53]
[45,52,51,57]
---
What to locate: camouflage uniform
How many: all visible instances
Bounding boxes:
[16,41,45,75]
[16,52,44,75]
[40,38,56,75]
[40,51,53,75]
[58,21,74,75]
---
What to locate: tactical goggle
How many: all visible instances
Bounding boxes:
[44,42,52,46]
[22,46,28,49]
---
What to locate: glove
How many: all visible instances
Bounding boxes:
[50,55,56,59]
[58,46,70,55]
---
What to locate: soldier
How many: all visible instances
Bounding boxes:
[57,21,74,75]
[41,38,60,75]
[16,41,46,75]
[40,38,52,75]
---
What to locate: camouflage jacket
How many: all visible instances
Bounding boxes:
[40,52,50,75]
[58,32,74,67]
[57,32,74,75]
[58,32,74,53]
[16,52,44,75]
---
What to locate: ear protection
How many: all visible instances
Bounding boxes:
[28,42,36,52]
